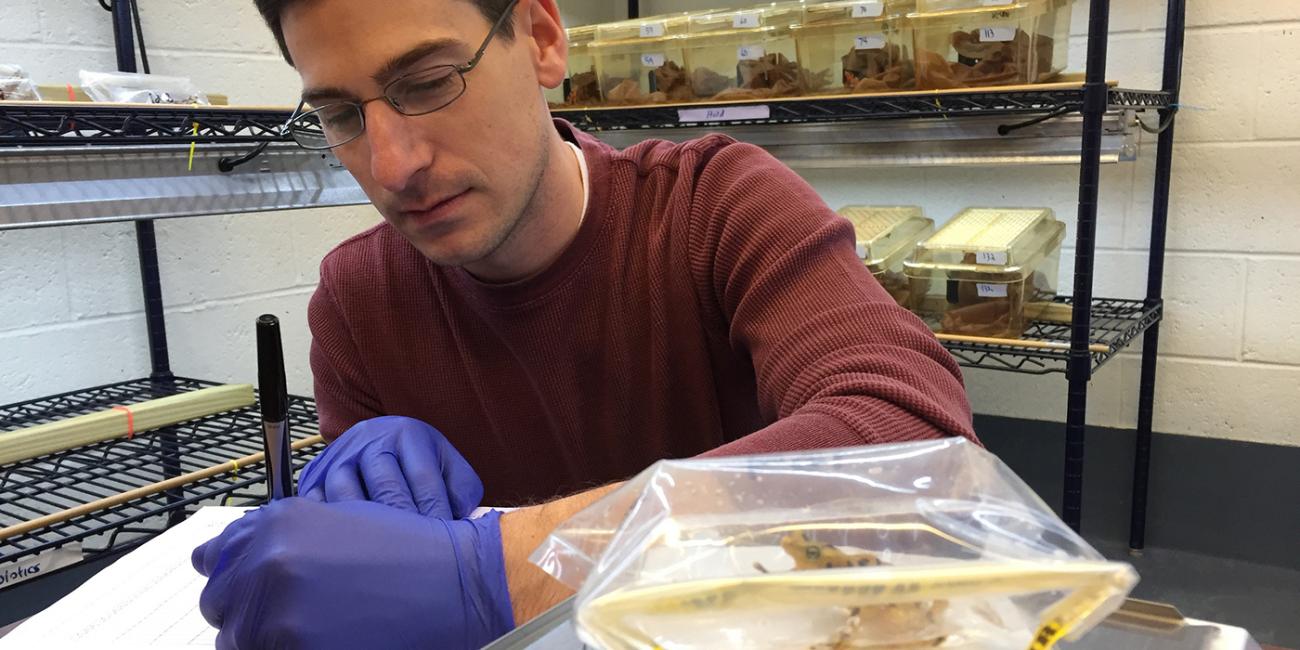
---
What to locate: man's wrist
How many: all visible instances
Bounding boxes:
[498,484,621,625]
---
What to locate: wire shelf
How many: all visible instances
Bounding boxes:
[941,297,1162,375]
[0,377,324,575]
[554,86,1169,132]
[0,86,1168,146]
[0,103,293,147]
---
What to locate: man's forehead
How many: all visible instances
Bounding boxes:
[282,0,482,99]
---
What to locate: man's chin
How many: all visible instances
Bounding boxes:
[405,232,496,269]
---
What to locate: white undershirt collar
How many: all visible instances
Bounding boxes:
[564,141,590,225]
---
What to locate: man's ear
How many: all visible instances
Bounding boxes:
[523,0,568,90]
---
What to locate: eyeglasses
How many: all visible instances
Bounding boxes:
[285,0,519,150]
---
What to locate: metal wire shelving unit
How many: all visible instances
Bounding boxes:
[552,0,1186,550]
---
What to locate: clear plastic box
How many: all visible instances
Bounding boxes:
[838,205,934,308]
[904,207,1065,338]
[793,0,917,95]
[682,4,823,102]
[592,13,700,105]
[565,26,601,106]
[909,0,1070,90]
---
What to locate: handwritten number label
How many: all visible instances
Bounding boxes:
[980,26,1016,42]
[852,2,885,18]
[640,53,666,67]
[738,45,765,61]
[977,283,1010,298]
[976,251,1009,265]
[733,13,760,28]
[639,22,666,38]
[854,34,886,50]
[678,105,772,123]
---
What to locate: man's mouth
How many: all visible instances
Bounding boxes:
[398,189,471,228]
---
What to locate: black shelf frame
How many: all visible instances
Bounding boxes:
[0,377,324,569]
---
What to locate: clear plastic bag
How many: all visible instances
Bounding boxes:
[0,64,42,102]
[78,70,209,105]
[531,439,1136,650]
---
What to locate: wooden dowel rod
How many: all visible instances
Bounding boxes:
[937,333,1110,354]
[0,434,325,543]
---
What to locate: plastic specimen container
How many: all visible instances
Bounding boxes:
[904,207,1065,338]
[565,26,601,105]
[838,205,934,308]
[591,14,701,105]
[908,0,1070,90]
[681,4,819,102]
[793,0,917,95]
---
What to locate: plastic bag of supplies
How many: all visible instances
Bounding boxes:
[0,64,42,102]
[530,438,1137,650]
[79,70,209,105]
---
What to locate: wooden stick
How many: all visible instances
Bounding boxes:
[938,333,1110,354]
[0,434,325,543]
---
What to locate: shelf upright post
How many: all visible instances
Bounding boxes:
[627,0,639,19]
[112,0,183,524]
[1130,0,1186,553]
[1063,0,1114,532]
[112,0,173,384]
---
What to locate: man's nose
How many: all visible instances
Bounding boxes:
[363,102,433,194]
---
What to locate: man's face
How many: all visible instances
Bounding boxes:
[282,0,554,267]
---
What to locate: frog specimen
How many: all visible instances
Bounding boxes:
[755,531,948,650]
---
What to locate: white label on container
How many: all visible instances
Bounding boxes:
[738,45,765,60]
[0,543,83,591]
[980,26,1017,42]
[641,53,666,67]
[639,22,666,38]
[976,251,1009,265]
[854,34,887,50]
[678,105,772,123]
[733,13,760,28]
[977,283,1010,298]
[852,2,885,18]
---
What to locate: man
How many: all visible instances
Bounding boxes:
[193,0,977,647]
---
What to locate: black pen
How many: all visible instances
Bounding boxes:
[257,314,294,500]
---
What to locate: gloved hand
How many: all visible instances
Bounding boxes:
[192,498,514,650]
[299,416,482,519]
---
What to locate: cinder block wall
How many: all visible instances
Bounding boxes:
[2,1,1297,449]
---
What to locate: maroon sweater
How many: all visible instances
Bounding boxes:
[308,120,976,506]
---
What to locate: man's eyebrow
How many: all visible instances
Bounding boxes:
[371,38,464,85]
[301,86,355,106]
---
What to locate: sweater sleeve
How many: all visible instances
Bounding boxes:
[687,142,977,457]
[307,267,385,442]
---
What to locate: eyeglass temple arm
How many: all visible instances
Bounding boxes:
[462,0,521,72]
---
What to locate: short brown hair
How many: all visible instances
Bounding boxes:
[254,0,517,66]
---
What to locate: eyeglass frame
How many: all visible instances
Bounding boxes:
[283,0,521,150]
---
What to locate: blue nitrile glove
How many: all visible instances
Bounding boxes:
[299,416,482,519]
[191,498,515,650]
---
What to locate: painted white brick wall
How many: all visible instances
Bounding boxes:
[2,1,1297,447]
